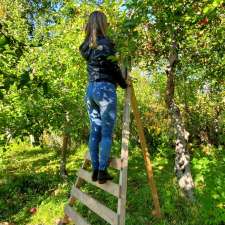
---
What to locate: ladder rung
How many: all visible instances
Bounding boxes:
[85,151,121,170]
[77,168,120,198]
[71,186,118,225]
[64,204,91,225]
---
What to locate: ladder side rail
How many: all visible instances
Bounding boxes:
[130,83,161,218]
[117,71,132,225]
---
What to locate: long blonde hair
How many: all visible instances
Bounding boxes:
[84,11,108,48]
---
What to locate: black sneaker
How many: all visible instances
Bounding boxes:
[92,169,99,181]
[98,169,113,184]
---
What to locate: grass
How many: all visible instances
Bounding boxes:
[0,141,225,225]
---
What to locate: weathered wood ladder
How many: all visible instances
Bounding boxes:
[59,71,161,225]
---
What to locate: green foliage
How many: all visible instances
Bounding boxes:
[1,0,224,146]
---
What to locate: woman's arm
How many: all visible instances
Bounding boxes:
[79,41,92,61]
[101,38,127,89]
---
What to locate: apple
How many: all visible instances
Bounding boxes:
[29,207,37,214]
[198,17,209,26]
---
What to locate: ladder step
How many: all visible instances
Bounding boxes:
[64,204,91,225]
[71,186,118,225]
[77,168,120,198]
[85,151,121,170]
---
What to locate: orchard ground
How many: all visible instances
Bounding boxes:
[0,141,224,225]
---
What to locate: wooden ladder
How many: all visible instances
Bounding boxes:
[58,74,161,225]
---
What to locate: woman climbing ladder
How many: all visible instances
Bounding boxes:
[79,11,128,184]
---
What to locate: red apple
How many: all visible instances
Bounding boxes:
[198,17,209,26]
[29,207,37,214]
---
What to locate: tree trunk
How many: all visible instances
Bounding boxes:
[209,105,221,146]
[60,112,70,178]
[165,41,195,200]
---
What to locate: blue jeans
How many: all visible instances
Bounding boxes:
[85,81,117,170]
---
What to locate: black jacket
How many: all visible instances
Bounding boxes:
[79,36,127,89]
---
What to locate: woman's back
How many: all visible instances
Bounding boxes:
[80,36,127,88]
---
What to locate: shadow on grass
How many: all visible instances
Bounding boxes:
[0,146,66,224]
[0,143,87,225]
[13,146,52,158]
[0,170,64,224]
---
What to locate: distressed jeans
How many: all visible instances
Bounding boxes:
[85,81,117,170]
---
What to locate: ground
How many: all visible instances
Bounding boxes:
[0,141,224,225]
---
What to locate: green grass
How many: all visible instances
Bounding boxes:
[0,141,224,225]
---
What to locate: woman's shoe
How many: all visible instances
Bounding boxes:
[98,169,113,184]
[92,169,99,181]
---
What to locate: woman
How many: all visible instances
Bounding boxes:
[79,11,127,184]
